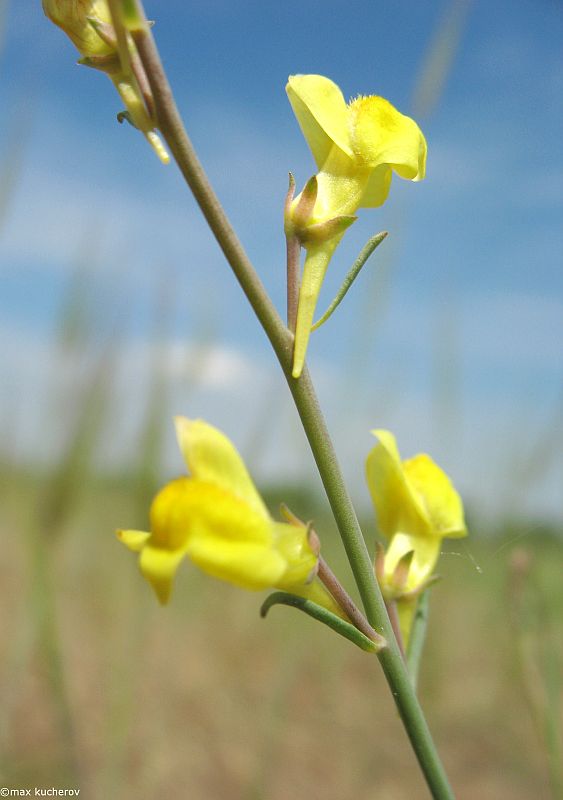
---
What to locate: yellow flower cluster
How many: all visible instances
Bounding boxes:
[117,416,466,653]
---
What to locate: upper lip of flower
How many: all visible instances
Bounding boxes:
[286,73,427,184]
[365,428,467,542]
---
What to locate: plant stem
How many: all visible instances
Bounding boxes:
[283,175,300,332]
[318,555,386,648]
[129,4,455,796]
[386,599,407,660]
[285,233,300,333]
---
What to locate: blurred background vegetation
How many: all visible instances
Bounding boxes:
[1,1,561,798]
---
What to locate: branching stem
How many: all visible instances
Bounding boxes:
[385,599,407,660]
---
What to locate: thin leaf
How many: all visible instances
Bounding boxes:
[260,592,382,653]
[311,231,388,331]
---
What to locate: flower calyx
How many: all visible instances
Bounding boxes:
[285,175,357,248]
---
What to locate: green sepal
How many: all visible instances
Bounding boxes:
[78,53,120,73]
[292,176,318,228]
[301,214,357,245]
[260,592,384,653]
[86,16,116,47]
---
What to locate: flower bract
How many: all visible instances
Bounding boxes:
[286,75,427,377]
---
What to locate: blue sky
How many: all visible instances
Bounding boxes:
[1,0,562,524]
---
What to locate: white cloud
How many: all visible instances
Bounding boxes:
[2,318,561,525]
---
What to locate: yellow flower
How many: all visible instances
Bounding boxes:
[286,75,427,377]
[365,429,466,644]
[117,417,332,607]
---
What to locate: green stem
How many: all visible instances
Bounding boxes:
[129,5,455,797]
[386,599,407,660]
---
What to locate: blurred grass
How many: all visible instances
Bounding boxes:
[0,466,561,798]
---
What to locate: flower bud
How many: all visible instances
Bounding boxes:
[42,0,115,58]
[43,0,170,163]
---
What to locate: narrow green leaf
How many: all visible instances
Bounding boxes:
[311,231,388,331]
[260,592,382,653]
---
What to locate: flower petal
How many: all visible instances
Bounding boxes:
[150,477,271,549]
[286,74,354,168]
[293,579,344,617]
[383,531,441,592]
[396,597,417,649]
[292,239,337,378]
[148,477,196,549]
[403,454,467,538]
[174,417,268,519]
[116,528,150,552]
[273,522,318,588]
[187,536,287,590]
[139,543,188,604]
[349,96,427,180]
[358,164,393,208]
[366,430,430,539]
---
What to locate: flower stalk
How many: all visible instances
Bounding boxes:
[317,555,386,649]
[284,173,300,332]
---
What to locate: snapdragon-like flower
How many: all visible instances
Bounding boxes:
[286,75,427,377]
[365,430,466,644]
[117,417,334,608]
[42,0,169,162]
